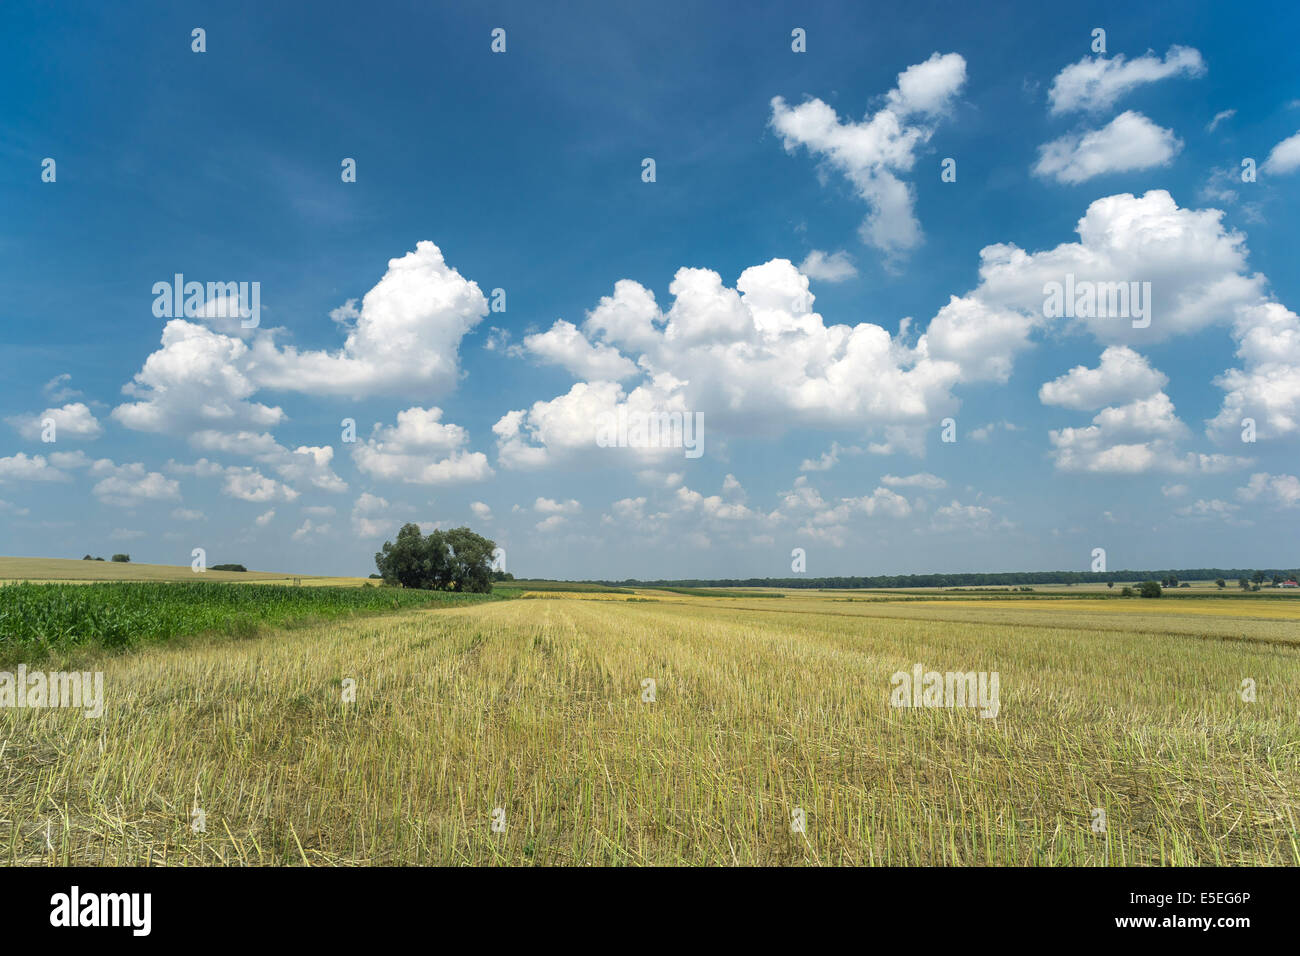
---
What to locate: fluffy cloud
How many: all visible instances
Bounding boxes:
[606,496,650,523]
[1236,472,1300,509]
[0,453,71,482]
[244,241,488,398]
[798,250,858,283]
[117,243,486,448]
[496,259,965,468]
[1039,345,1168,409]
[1048,45,1205,114]
[1048,391,1248,475]
[957,190,1265,346]
[918,295,1038,382]
[886,52,969,116]
[776,476,911,545]
[1040,348,1252,473]
[166,457,298,503]
[674,485,753,521]
[496,190,1282,470]
[1208,302,1300,440]
[113,320,284,434]
[221,466,299,503]
[353,407,493,485]
[89,459,182,507]
[190,430,346,493]
[1262,131,1300,176]
[1175,498,1241,520]
[800,441,860,471]
[7,403,103,442]
[111,242,485,499]
[351,492,393,537]
[522,320,639,380]
[770,52,966,256]
[1033,111,1182,184]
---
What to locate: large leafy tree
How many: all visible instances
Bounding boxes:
[444,527,497,593]
[374,524,496,593]
[375,523,436,589]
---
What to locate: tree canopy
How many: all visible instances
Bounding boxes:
[374,524,498,593]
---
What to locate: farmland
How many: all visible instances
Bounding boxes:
[0,555,374,587]
[0,585,1296,865]
[0,581,506,665]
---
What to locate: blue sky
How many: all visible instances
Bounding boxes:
[2,0,1299,578]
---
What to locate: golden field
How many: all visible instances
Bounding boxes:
[0,555,372,587]
[1,588,1297,865]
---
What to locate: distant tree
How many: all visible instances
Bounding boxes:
[1106,581,1114,589]
[368,573,382,579]
[82,554,93,561]
[211,563,247,572]
[1252,570,1266,585]
[111,554,130,563]
[1215,578,1226,589]
[491,570,515,582]
[94,557,105,561]
[1121,586,1135,597]
[1239,578,1250,590]
[1139,580,1163,598]
[443,527,497,593]
[375,523,439,589]
[374,524,497,593]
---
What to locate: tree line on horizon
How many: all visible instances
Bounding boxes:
[588,568,1300,590]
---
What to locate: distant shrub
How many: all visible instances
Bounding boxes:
[1139,580,1162,598]
[82,555,93,561]
[110,554,130,563]
[211,564,247,572]
[1121,586,1135,596]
